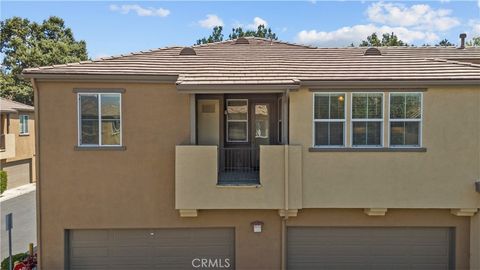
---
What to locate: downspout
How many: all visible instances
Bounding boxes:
[31,78,42,269]
[281,89,290,270]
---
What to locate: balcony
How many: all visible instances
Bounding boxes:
[175,145,302,216]
[0,134,15,160]
[218,147,260,185]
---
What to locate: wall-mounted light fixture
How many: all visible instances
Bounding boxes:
[251,221,264,233]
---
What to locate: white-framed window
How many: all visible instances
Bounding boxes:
[351,92,384,147]
[389,92,422,147]
[77,93,122,146]
[19,115,29,135]
[226,99,248,142]
[313,93,346,147]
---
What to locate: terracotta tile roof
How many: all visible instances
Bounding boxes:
[0,98,34,113]
[22,38,480,86]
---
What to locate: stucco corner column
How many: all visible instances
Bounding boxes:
[471,210,480,269]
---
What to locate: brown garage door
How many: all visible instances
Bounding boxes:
[67,228,235,270]
[2,159,31,189]
[287,227,454,270]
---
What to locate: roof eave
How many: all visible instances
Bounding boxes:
[301,79,480,88]
[21,73,178,83]
[176,82,300,93]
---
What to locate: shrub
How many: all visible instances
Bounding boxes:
[0,170,7,194]
[1,252,28,270]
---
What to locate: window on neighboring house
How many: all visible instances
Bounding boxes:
[78,93,122,146]
[226,99,248,142]
[389,93,422,147]
[351,93,383,147]
[19,115,29,135]
[313,93,346,147]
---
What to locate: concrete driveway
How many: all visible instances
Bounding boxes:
[0,183,36,260]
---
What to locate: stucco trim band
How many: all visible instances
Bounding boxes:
[73,88,126,93]
[309,88,428,92]
[450,208,478,216]
[73,146,126,151]
[308,147,427,152]
[364,208,388,216]
[179,209,198,217]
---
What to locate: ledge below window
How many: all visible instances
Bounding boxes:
[74,146,126,151]
[309,147,427,152]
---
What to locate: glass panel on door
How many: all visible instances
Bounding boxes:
[253,104,270,145]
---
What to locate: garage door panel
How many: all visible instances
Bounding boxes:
[3,159,31,189]
[71,230,109,242]
[288,227,453,270]
[71,247,109,257]
[68,228,234,270]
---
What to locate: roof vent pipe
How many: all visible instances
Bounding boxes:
[459,33,467,49]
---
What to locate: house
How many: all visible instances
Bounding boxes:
[0,98,35,189]
[22,36,480,270]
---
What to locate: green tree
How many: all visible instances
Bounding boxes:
[360,32,407,47]
[359,32,381,47]
[228,25,278,40]
[0,16,88,105]
[436,39,455,46]
[196,26,224,45]
[466,36,480,46]
[196,25,278,45]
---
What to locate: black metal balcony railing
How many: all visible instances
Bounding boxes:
[0,134,5,151]
[218,147,260,185]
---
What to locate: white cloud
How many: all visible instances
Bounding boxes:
[198,14,224,28]
[366,2,459,31]
[247,17,268,30]
[470,19,480,36]
[109,4,170,17]
[296,24,438,47]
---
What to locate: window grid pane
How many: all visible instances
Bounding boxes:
[226,99,248,142]
[352,93,383,147]
[389,93,422,147]
[20,115,29,134]
[79,93,121,146]
[314,93,345,147]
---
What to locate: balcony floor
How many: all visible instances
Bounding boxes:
[218,171,260,185]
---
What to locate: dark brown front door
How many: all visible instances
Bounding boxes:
[223,95,278,148]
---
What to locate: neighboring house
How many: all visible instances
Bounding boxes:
[23,36,480,270]
[0,98,35,189]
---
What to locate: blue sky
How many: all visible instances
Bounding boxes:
[2,1,480,59]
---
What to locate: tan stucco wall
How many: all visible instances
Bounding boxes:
[290,87,480,209]
[36,82,284,269]
[36,81,478,269]
[175,145,302,210]
[0,133,15,159]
